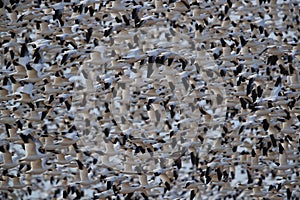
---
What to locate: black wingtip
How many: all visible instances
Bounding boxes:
[20,133,32,143]
[76,159,84,170]
[278,143,284,154]
[0,145,6,153]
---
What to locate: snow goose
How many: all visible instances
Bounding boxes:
[35,18,55,36]
[118,48,147,63]
[9,63,27,78]
[0,144,18,169]
[0,109,17,124]
[19,134,46,162]
[276,143,296,172]
[8,174,26,189]
[154,170,172,192]
[24,110,42,122]
[4,125,22,142]
[18,43,30,67]
[0,86,12,101]
[58,130,80,147]
[8,75,23,94]
[289,69,300,89]
[85,45,112,66]
[250,185,267,198]
[19,64,48,83]
[75,160,98,186]
[171,0,190,12]
[136,15,165,28]
[0,175,10,191]
[55,152,75,165]
[26,158,51,175]
[43,135,60,151]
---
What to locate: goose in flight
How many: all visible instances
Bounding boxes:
[0,144,18,169]
[19,134,46,162]
[26,158,51,175]
[75,160,98,186]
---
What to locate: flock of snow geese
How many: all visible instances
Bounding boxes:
[1,0,300,199]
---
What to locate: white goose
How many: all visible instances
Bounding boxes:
[26,158,51,175]
[5,126,22,142]
[19,135,46,162]
[9,64,27,78]
[0,175,10,191]
[43,135,60,151]
[0,86,12,101]
[277,147,295,171]
[100,139,120,167]
[24,110,42,122]
[75,160,98,186]
[19,64,48,83]
[0,145,18,169]
[9,174,26,189]
[55,152,75,165]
